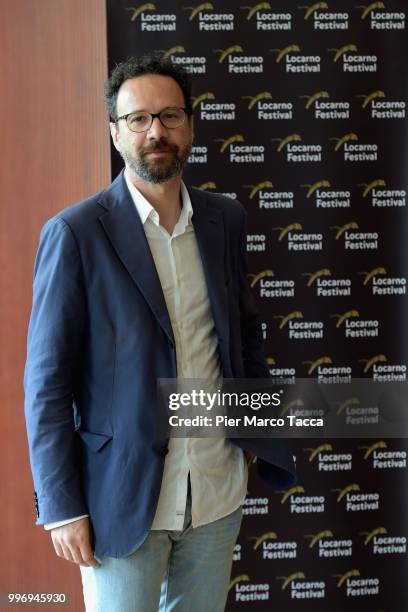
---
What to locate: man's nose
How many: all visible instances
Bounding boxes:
[147,116,169,139]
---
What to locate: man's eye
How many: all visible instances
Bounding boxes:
[162,111,178,120]
[129,114,148,124]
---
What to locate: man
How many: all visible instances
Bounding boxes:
[24,54,295,611]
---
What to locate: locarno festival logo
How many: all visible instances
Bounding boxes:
[359,440,407,469]
[360,526,407,555]
[305,529,353,558]
[333,483,380,512]
[301,90,350,120]
[358,177,406,207]
[273,223,323,251]
[272,133,322,162]
[212,45,264,73]
[183,2,235,31]
[302,268,351,297]
[270,44,321,72]
[192,92,236,120]
[358,267,407,295]
[330,133,378,161]
[330,309,379,338]
[335,397,379,425]
[299,2,349,30]
[244,181,294,209]
[214,135,264,163]
[228,574,270,602]
[248,269,295,298]
[242,91,293,120]
[276,572,325,600]
[330,222,379,251]
[358,354,407,380]
[334,568,380,597]
[303,442,352,472]
[328,43,378,72]
[356,2,406,30]
[155,46,206,74]
[124,3,177,31]
[249,531,298,559]
[301,179,351,208]
[301,356,352,383]
[273,311,324,340]
[357,90,406,119]
[280,485,325,514]
[240,2,292,31]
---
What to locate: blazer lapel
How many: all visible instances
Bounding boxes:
[98,173,175,345]
[188,188,231,365]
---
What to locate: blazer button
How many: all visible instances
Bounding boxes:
[153,443,169,457]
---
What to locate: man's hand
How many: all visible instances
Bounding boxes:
[50,517,101,568]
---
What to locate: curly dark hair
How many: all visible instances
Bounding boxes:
[104,53,193,120]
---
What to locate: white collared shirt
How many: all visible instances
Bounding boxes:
[125,170,247,530]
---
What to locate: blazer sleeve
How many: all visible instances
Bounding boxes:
[24,216,88,524]
[237,208,270,378]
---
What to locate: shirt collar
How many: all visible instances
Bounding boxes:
[124,169,193,230]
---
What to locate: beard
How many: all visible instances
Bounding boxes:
[120,137,192,184]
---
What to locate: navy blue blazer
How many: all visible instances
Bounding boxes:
[24,171,296,557]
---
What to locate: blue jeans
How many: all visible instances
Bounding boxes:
[80,485,243,612]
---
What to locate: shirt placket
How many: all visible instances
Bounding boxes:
[168,231,191,529]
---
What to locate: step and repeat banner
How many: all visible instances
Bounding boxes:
[106,1,408,609]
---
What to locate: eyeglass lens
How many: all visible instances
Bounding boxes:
[127,108,186,132]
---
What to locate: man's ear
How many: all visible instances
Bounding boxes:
[189,114,194,141]
[109,122,121,152]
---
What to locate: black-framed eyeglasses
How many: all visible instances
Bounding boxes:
[115,107,190,133]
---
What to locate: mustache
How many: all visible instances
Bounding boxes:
[141,139,179,156]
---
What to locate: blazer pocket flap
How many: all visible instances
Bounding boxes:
[77,430,113,452]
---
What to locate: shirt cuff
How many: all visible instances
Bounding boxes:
[44,514,89,530]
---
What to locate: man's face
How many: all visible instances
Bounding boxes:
[110,74,194,184]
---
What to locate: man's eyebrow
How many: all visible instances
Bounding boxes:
[126,106,182,113]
